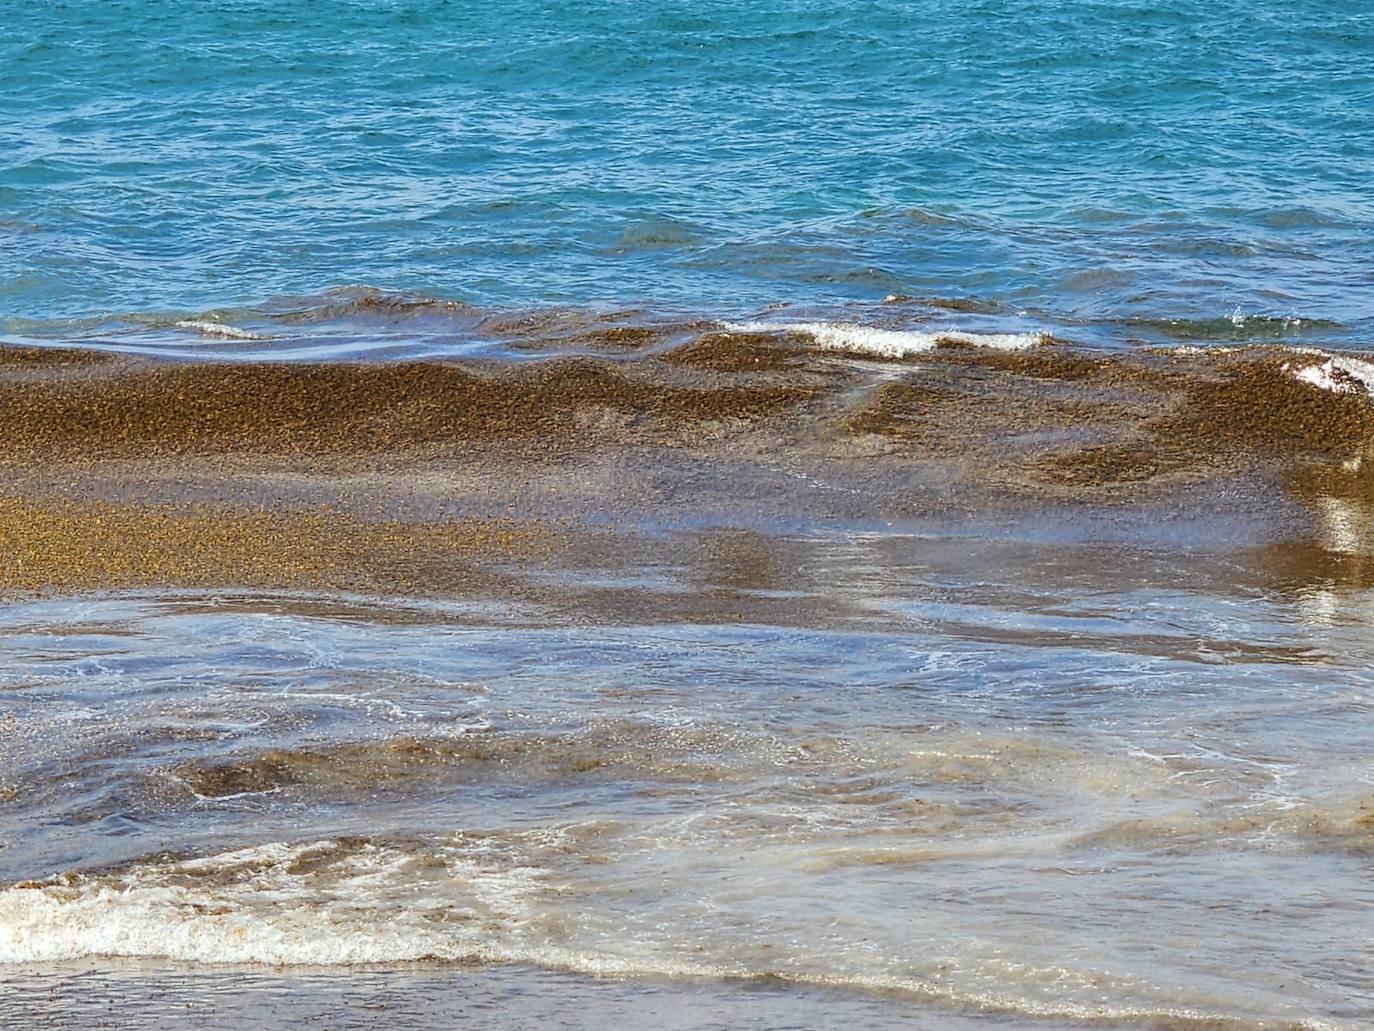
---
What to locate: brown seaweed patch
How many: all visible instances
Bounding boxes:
[1070,798,1374,854]
[0,497,546,594]
[948,347,1179,388]
[1170,357,1374,459]
[844,381,952,440]
[1042,442,1194,487]
[0,344,117,368]
[167,723,800,801]
[0,358,815,460]
[1356,798,1374,832]
[572,325,666,349]
[835,345,1374,498]
[690,528,791,590]
[1245,538,1374,592]
[1041,354,1374,488]
[880,295,999,313]
[180,753,310,797]
[171,742,488,799]
[276,289,472,324]
[928,296,1000,314]
[663,331,799,372]
[845,376,1130,447]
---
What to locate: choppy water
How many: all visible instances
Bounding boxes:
[4,1,1374,351]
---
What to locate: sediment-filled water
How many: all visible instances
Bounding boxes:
[1,558,1371,1029]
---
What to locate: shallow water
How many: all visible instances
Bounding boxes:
[5,961,1031,1031]
[2,532,1371,1028]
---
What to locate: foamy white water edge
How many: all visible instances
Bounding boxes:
[721,321,1048,357]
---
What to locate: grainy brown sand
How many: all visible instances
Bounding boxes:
[662,331,801,371]
[0,497,547,595]
[2,333,1370,595]
[0,352,816,460]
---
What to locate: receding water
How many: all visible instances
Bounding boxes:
[2,533,1371,1029]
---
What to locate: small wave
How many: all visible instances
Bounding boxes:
[1256,206,1348,230]
[721,321,1047,358]
[172,320,276,342]
[609,215,706,252]
[264,286,474,325]
[1119,311,1342,344]
[0,838,550,967]
[1068,794,1374,854]
[0,836,1348,1030]
[881,294,1003,314]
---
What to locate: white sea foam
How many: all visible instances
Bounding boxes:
[1172,344,1374,400]
[0,839,549,967]
[1282,352,1374,399]
[0,835,1355,1030]
[720,321,1047,357]
[173,319,275,341]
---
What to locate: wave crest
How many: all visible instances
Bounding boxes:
[722,320,1048,357]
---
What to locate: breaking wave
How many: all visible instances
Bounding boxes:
[0,835,1351,1030]
[172,320,278,342]
[721,320,1049,357]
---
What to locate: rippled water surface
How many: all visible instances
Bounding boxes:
[4,1,1373,349]
[2,534,1372,1028]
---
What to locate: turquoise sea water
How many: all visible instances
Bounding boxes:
[4,0,1373,347]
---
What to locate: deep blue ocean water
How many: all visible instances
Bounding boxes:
[3,0,1372,349]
